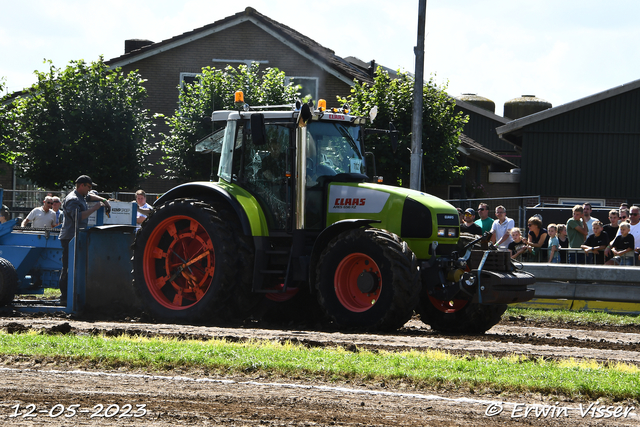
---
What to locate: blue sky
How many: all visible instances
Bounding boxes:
[2,1,639,115]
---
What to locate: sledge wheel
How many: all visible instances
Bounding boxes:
[0,257,18,306]
[133,199,238,320]
[315,228,420,331]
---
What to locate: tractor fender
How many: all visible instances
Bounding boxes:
[308,219,381,293]
[154,182,253,236]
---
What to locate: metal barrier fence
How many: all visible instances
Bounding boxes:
[521,263,640,304]
[512,247,639,266]
[1,189,161,220]
[446,195,541,229]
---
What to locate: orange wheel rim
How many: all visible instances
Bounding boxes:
[334,253,381,312]
[142,215,215,310]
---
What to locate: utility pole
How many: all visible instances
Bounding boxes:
[410,0,426,191]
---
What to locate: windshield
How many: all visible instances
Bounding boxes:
[306,121,364,177]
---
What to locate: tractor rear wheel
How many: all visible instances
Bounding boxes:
[132,199,240,321]
[0,257,18,306]
[315,228,420,331]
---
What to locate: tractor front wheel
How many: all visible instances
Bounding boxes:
[315,228,420,331]
[418,296,507,334]
[132,199,239,321]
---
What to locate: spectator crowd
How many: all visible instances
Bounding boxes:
[460,202,640,266]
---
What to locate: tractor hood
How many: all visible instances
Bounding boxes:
[325,182,459,259]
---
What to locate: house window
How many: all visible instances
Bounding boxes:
[180,73,200,90]
[286,77,318,102]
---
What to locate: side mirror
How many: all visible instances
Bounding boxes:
[251,114,266,146]
[298,103,312,127]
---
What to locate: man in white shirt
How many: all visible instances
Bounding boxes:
[583,203,598,237]
[490,205,514,248]
[135,189,152,225]
[22,196,56,228]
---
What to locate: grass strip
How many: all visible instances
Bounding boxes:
[0,332,638,402]
[505,308,640,326]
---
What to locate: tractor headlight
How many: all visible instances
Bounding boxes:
[437,227,459,238]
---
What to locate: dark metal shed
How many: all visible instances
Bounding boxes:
[454,98,520,166]
[497,79,640,200]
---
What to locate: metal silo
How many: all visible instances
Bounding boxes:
[503,95,552,119]
[456,93,496,114]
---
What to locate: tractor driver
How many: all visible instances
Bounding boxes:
[58,175,111,306]
[306,131,336,187]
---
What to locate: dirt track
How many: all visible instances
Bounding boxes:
[1,315,639,426]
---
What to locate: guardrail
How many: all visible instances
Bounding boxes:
[515,263,640,314]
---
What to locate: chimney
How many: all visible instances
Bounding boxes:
[124,39,154,54]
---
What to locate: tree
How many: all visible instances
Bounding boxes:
[8,57,155,190]
[161,63,299,182]
[0,78,18,166]
[339,68,468,189]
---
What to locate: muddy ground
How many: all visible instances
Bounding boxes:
[0,314,639,426]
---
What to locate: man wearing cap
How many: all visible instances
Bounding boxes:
[58,175,111,305]
[460,208,483,235]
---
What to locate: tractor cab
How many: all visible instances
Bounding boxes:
[198,94,370,233]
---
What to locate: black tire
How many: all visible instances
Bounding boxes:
[418,298,507,334]
[0,257,18,306]
[314,228,420,331]
[419,234,507,334]
[132,198,241,321]
[211,204,260,322]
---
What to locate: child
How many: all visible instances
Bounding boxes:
[581,221,609,264]
[547,224,560,263]
[508,227,529,260]
[605,222,635,266]
[557,224,569,263]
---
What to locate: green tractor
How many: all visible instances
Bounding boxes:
[132,95,534,332]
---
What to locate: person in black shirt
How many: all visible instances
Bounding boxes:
[605,222,635,266]
[557,224,569,263]
[602,209,620,246]
[581,221,609,264]
[508,228,530,261]
[460,208,483,236]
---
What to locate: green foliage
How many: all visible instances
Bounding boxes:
[340,68,468,188]
[7,58,155,190]
[161,63,299,182]
[0,78,18,165]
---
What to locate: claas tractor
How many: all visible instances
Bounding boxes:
[132,93,534,332]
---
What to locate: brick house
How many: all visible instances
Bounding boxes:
[2,6,512,207]
[105,7,373,192]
